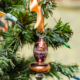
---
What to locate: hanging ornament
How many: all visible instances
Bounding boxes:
[29,29,50,80]
[29,1,50,80]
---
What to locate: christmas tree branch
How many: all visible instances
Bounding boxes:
[46,62,79,79]
[0,0,57,19]
[0,0,79,80]
[0,19,73,52]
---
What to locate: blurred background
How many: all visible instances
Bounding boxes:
[45,0,80,79]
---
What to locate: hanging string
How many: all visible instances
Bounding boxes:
[30,0,44,31]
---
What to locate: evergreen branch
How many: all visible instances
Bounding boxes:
[0,0,57,19]
[45,18,73,49]
[7,57,79,80]
[0,56,15,76]
[10,8,36,27]
[0,18,73,51]
[7,57,36,80]
[0,0,79,80]
[47,62,79,79]
[39,0,57,18]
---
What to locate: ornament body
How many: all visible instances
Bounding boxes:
[33,38,48,62]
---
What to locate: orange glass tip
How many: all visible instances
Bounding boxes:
[3,26,8,31]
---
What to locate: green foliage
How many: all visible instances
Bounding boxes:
[0,56,15,75]
[45,62,79,79]
[12,9,36,26]
[45,18,73,49]
[53,19,73,41]
[0,54,78,80]
[0,0,79,80]
[0,18,74,79]
[39,0,57,18]
[1,0,57,19]
[0,0,24,12]
[0,19,73,51]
